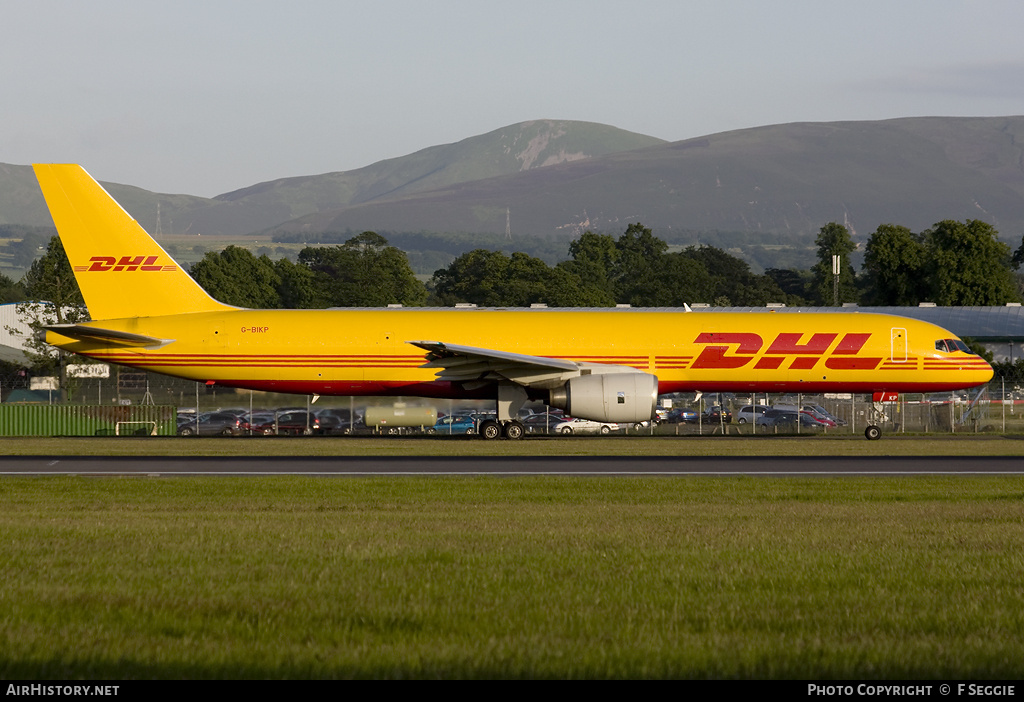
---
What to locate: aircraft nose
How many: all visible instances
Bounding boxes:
[975,357,995,385]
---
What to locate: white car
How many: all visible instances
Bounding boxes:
[552,417,620,435]
[736,405,768,424]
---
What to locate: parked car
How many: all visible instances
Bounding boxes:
[702,405,732,423]
[552,417,620,435]
[774,405,847,425]
[736,405,768,424]
[522,413,563,434]
[802,410,835,427]
[177,411,248,436]
[798,411,830,429]
[428,415,477,435]
[756,408,800,430]
[757,409,825,431]
[254,410,320,436]
[805,404,846,426]
[666,407,698,424]
[314,408,365,435]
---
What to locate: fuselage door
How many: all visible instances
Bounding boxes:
[890,327,907,363]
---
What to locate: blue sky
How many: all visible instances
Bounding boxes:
[5,0,1024,196]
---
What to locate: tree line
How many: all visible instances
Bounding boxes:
[180,220,1024,310]
[3,219,1023,311]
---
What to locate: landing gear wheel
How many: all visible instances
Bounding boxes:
[503,421,525,440]
[479,419,501,440]
[865,425,881,441]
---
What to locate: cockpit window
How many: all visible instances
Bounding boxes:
[936,339,974,354]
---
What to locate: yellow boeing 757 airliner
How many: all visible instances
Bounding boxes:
[33,164,992,440]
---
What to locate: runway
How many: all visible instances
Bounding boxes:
[1,455,1022,475]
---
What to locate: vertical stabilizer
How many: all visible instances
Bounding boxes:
[33,164,234,320]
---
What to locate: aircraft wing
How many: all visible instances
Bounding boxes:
[408,340,581,387]
[44,324,173,349]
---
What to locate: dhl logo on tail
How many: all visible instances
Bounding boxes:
[76,255,178,272]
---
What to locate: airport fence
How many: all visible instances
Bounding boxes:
[0,371,1021,436]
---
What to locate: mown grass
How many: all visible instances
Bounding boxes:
[1,476,1023,678]
[3,433,1024,457]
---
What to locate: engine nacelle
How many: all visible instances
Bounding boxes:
[548,372,658,423]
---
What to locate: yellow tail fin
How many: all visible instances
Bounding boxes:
[33,164,234,320]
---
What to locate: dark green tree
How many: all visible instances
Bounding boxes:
[299,232,427,307]
[502,252,556,307]
[274,258,319,309]
[430,249,618,307]
[650,253,715,306]
[810,222,858,305]
[190,245,282,308]
[0,271,25,304]
[679,245,786,306]
[924,220,1020,305]
[764,268,812,305]
[430,249,518,307]
[544,266,617,307]
[556,231,618,304]
[1012,234,1024,270]
[612,223,669,304]
[862,224,928,305]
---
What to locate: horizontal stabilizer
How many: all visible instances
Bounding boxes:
[44,324,173,349]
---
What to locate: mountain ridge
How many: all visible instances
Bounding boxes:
[3,116,1024,248]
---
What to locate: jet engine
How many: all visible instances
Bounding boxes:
[548,372,658,423]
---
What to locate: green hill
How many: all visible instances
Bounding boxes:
[0,120,662,239]
[266,117,1024,246]
[0,163,214,235]
[5,117,1024,266]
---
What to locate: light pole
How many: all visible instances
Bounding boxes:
[832,254,840,306]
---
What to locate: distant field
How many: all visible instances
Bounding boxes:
[1,475,1022,679]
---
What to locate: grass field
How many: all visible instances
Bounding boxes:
[2,435,1023,679]
[1,476,1023,679]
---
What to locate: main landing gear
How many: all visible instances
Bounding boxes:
[478,418,526,440]
[478,382,529,440]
